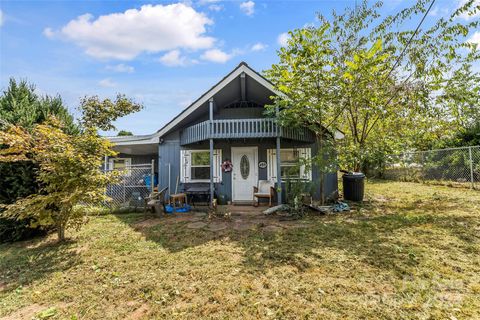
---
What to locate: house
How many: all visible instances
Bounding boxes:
[107,62,338,206]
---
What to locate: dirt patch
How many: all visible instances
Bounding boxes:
[133,218,163,229]
[262,225,284,233]
[207,222,228,232]
[164,214,204,224]
[186,221,207,229]
[127,303,150,320]
[0,304,49,320]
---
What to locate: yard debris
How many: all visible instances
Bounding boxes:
[332,202,350,212]
[263,205,289,215]
[307,205,331,214]
[308,201,350,214]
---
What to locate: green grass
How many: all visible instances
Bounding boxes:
[1,180,479,319]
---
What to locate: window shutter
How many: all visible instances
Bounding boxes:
[267,149,277,182]
[300,148,312,181]
[213,149,222,183]
[180,150,191,183]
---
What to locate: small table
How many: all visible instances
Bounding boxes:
[169,193,187,210]
[184,185,211,207]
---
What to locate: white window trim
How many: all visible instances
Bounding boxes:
[180,149,222,183]
[267,148,312,182]
[108,157,132,176]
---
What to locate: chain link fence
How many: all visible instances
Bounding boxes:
[383,146,480,189]
[104,163,155,210]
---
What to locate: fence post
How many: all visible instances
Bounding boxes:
[151,159,155,194]
[469,146,474,189]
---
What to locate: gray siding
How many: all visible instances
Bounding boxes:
[158,131,181,196]
[158,131,338,202]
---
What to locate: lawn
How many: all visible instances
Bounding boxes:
[1,181,479,319]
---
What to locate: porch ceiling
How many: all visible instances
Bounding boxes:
[112,143,157,155]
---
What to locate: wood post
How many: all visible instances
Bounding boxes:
[469,146,474,189]
[151,159,155,193]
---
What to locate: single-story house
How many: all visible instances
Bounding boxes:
[106,62,338,206]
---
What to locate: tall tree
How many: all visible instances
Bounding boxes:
[267,0,479,174]
[0,89,143,242]
[0,79,78,242]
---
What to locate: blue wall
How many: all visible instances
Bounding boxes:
[155,133,338,203]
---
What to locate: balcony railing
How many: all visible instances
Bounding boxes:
[180,118,315,145]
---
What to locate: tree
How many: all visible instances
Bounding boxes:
[0,92,143,242]
[79,94,142,131]
[0,78,78,134]
[264,25,341,203]
[267,0,479,175]
[117,130,133,136]
[0,79,78,242]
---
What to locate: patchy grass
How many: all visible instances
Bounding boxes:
[1,181,479,319]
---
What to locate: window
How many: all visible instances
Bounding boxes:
[267,148,311,181]
[191,151,210,180]
[180,149,222,183]
[280,149,301,179]
[108,158,132,176]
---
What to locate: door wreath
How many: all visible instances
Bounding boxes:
[221,159,233,172]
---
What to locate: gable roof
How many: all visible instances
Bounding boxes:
[108,62,280,145]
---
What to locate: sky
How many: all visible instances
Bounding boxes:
[0,0,478,135]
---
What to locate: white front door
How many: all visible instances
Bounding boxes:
[232,147,258,202]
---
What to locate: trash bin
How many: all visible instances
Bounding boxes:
[342,172,365,202]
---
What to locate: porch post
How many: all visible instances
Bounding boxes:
[104,155,108,171]
[209,98,214,206]
[275,107,282,205]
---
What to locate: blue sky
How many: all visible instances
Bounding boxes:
[0,0,478,135]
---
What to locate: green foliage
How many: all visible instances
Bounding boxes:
[79,94,143,131]
[0,79,79,242]
[266,0,480,174]
[0,78,78,134]
[0,84,142,241]
[0,119,118,241]
[117,130,133,136]
[285,179,315,216]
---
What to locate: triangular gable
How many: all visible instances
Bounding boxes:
[156,62,281,138]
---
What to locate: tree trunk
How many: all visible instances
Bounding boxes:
[57,223,65,242]
[318,134,325,205]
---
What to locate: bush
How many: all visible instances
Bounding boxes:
[0,162,46,242]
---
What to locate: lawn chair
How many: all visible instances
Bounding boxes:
[253,180,276,207]
[144,187,168,215]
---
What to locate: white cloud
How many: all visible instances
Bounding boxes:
[159,50,188,67]
[198,0,221,5]
[277,32,290,46]
[428,6,451,17]
[209,4,224,12]
[251,42,267,52]
[106,63,134,73]
[240,1,255,16]
[468,31,480,46]
[457,0,480,20]
[201,48,232,63]
[0,10,4,27]
[98,78,117,88]
[44,4,215,60]
[43,27,55,38]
